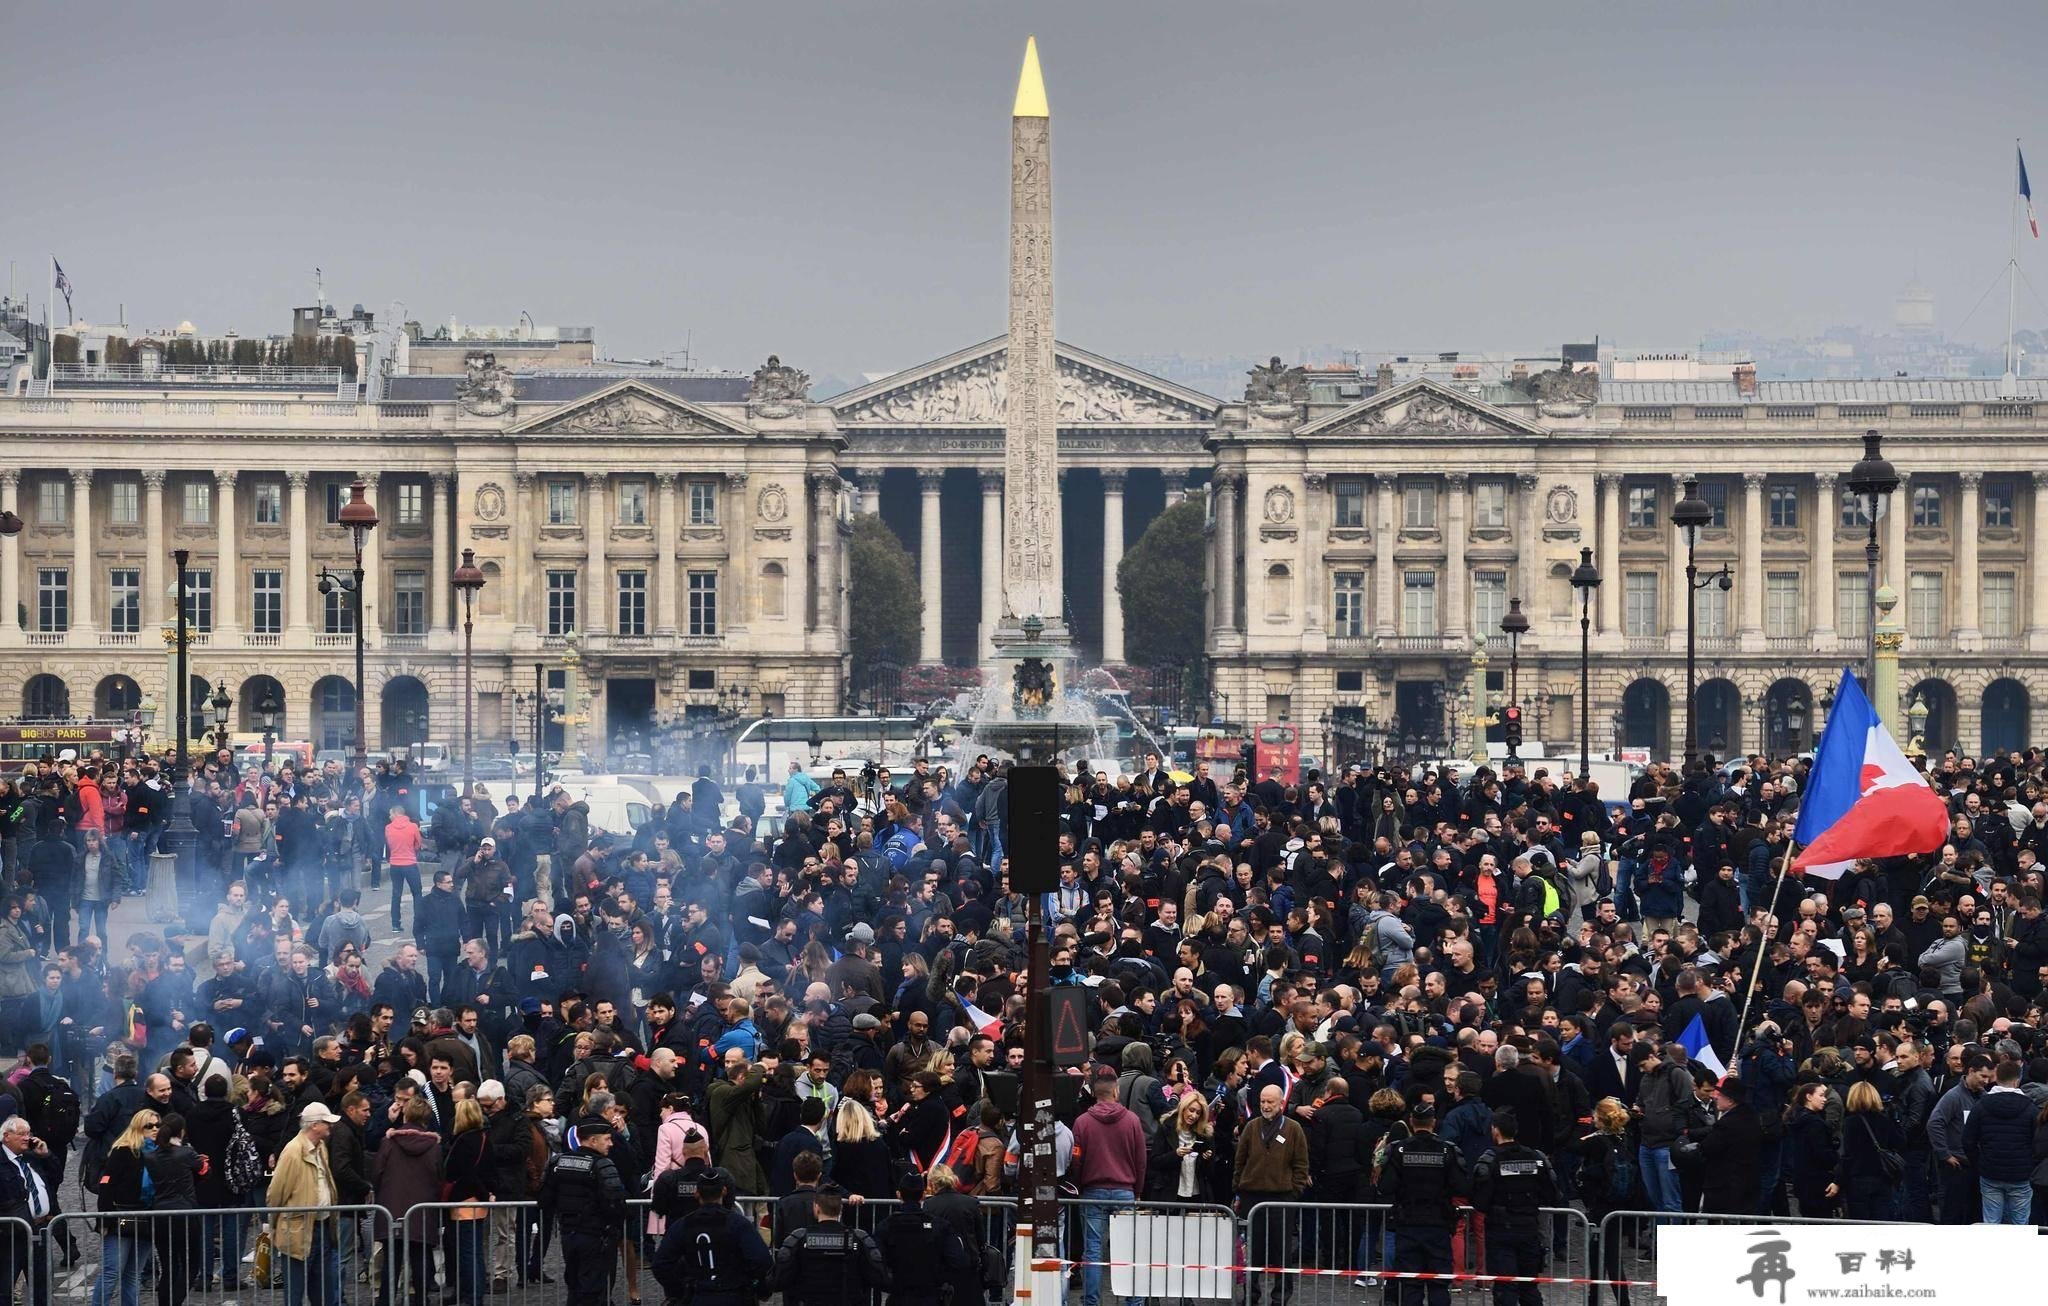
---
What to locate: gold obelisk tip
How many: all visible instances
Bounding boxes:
[1013,36,1048,118]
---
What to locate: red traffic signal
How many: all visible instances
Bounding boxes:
[1502,704,1523,749]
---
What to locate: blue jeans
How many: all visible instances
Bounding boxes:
[1638,1146,1681,1214]
[1981,1178,2033,1225]
[1754,1135,1784,1215]
[455,1217,487,1306]
[92,1229,150,1306]
[1079,1187,1134,1306]
[282,1221,342,1306]
[1614,858,1642,918]
[202,1208,246,1287]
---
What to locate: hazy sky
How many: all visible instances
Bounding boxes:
[10,1,2048,381]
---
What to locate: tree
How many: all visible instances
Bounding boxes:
[847,513,922,686]
[1117,496,1207,668]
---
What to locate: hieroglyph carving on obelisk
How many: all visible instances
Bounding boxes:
[1003,36,1062,625]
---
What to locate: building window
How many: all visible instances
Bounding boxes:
[687,571,719,636]
[1333,479,1366,529]
[545,481,578,526]
[546,570,578,636]
[1472,571,1506,634]
[393,570,426,635]
[1697,580,1729,638]
[1400,571,1436,636]
[1765,572,1802,638]
[1626,484,1658,528]
[1700,480,1729,528]
[324,481,343,523]
[1766,483,1799,529]
[251,570,282,635]
[1906,571,1943,637]
[1983,572,2017,638]
[617,481,649,527]
[326,584,358,634]
[182,481,212,526]
[1402,481,1437,530]
[186,569,213,634]
[109,568,139,635]
[617,570,647,636]
[1839,486,1871,528]
[1623,572,1659,637]
[1984,479,2016,528]
[1836,572,1869,640]
[110,480,140,526]
[253,482,283,525]
[1333,571,1365,637]
[1910,483,1942,528]
[687,481,719,527]
[35,568,67,633]
[36,480,66,526]
[396,483,424,527]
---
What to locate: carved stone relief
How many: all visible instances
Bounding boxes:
[474,482,507,522]
[839,354,1201,424]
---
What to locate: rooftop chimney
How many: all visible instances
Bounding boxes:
[1733,362,1758,397]
[1375,361,1395,391]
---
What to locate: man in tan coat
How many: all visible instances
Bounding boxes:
[266,1103,343,1306]
[1234,1084,1310,1306]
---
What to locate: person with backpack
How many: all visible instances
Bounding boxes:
[16,1043,80,1159]
[1568,1099,1636,1306]
[186,1077,251,1293]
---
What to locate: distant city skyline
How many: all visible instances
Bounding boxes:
[9,2,2048,380]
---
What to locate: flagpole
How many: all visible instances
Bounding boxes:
[1733,836,1799,1042]
[2009,140,2021,381]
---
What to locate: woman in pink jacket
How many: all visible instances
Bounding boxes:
[643,1091,709,1237]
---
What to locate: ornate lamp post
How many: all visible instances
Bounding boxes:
[161,549,198,920]
[1569,545,1601,781]
[1672,476,1732,771]
[1846,431,1899,693]
[208,680,233,753]
[1906,693,1931,762]
[319,479,380,776]
[452,548,486,799]
[258,687,280,807]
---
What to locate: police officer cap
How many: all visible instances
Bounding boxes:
[699,1167,733,1191]
[579,1119,614,1138]
[1409,1100,1436,1122]
[895,1170,926,1199]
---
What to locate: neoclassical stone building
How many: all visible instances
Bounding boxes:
[1,339,2043,762]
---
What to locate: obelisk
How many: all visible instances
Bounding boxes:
[1000,35,1066,640]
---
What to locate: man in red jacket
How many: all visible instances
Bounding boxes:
[1071,1067,1147,1306]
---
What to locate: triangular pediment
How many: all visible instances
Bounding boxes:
[510,380,753,437]
[829,336,1219,425]
[1297,377,1546,438]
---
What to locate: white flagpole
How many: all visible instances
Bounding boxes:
[2008,141,2021,381]
[46,255,54,376]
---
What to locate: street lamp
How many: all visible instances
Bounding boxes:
[208,679,232,753]
[0,508,20,537]
[1845,431,1899,694]
[808,729,825,766]
[452,547,487,799]
[320,478,380,776]
[1787,698,1808,753]
[1672,476,1733,772]
[258,687,280,807]
[1569,545,1601,781]
[162,548,198,917]
[1907,693,1930,761]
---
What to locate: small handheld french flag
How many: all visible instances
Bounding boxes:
[2023,145,2039,238]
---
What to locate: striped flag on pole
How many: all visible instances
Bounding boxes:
[52,259,72,314]
[2023,146,2039,238]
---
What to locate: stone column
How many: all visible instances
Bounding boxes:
[1101,470,1126,663]
[918,470,944,662]
[1302,472,1327,633]
[585,473,607,632]
[1739,472,1765,645]
[286,471,311,633]
[72,471,96,633]
[1666,475,1688,641]
[978,471,1003,660]
[854,470,883,517]
[655,473,678,634]
[512,473,536,632]
[1810,472,1836,645]
[0,473,18,632]
[1956,472,1981,647]
[1160,470,1187,502]
[141,472,166,628]
[810,473,841,643]
[2031,471,2048,647]
[1597,473,1622,633]
[1373,473,1396,636]
[726,471,750,631]
[429,474,453,632]
[358,472,382,638]
[1214,472,1240,637]
[1516,473,1541,620]
[1443,473,1468,638]
[1884,471,1909,594]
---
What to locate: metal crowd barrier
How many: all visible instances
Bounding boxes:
[42,1204,396,1306]
[1241,1201,1592,1306]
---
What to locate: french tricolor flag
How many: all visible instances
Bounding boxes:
[2023,146,2039,239]
[1792,669,1951,878]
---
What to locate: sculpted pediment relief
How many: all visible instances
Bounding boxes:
[513,382,751,437]
[1299,379,1545,439]
[834,340,1216,425]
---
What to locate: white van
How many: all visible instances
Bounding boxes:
[478,779,653,836]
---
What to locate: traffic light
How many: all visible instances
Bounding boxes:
[1502,704,1523,752]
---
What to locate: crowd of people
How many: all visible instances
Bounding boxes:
[0,740,2038,1306]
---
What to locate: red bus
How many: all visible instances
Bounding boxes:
[0,722,137,764]
[1254,722,1302,785]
